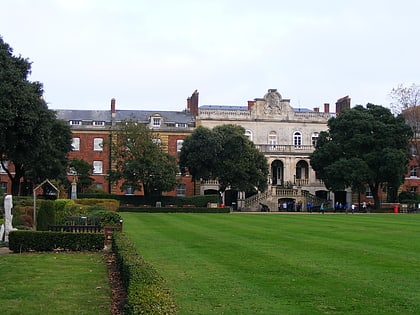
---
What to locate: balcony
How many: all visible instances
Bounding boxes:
[256,144,315,155]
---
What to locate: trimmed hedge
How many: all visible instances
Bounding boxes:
[112,232,177,315]
[119,206,230,213]
[8,230,104,252]
[78,193,219,208]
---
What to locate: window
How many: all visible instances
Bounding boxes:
[92,121,105,126]
[152,117,161,127]
[176,140,184,152]
[72,138,80,151]
[93,161,103,174]
[0,161,8,173]
[410,186,418,193]
[176,123,187,128]
[93,138,103,151]
[0,182,7,192]
[410,165,417,177]
[311,132,319,147]
[152,138,161,145]
[410,144,418,156]
[176,184,186,196]
[268,131,277,150]
[69,120,82,125]
[365,186,373,198]
[93,183,103,190]
[245,130,253,141]
[293,131,302,148]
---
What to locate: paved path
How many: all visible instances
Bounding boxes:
[0,247,12,255]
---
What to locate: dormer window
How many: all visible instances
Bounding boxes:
[93,121,105,126]
[152,116,161,128]
[69,120,82,126]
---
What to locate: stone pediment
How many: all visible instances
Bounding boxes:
[252,89,294,118]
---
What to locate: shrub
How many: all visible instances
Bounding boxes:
[112,232,177,315]
[8,230,104,252]
[37,200,55,231]
[91,210,122,228]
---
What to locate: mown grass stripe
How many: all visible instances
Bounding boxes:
[121,213,420,314]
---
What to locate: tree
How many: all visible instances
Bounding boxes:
[107,119,179,196]
[69,158,94,193]
[179,124,269,194]
[310,104,413,209]
[0,36,73,195]
[389,83,420,166]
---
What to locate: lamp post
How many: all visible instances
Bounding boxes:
[70,167,78,199]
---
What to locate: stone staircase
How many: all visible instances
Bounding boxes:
[240,186,327,212]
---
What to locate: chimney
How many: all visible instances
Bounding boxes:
[335,96,351,115]
[324,103,330,113]
[314,107,319,112]
[111,98,116,114]
[188,90,199,118]
[247,100,255,110]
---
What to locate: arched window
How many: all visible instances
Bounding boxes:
[311,132,319,147]
[293,131,302,148]
[245,130,253,141]
[268,131,277,150]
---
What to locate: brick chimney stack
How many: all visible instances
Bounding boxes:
[314,107,319,112]
[111,98,116,114]
[324,103,330,113]
[187,90,199,118]
[247,100,255,110]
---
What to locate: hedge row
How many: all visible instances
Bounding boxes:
[119,206,230,213]
[8,230,104,252]
[112,232,177,315]
[78,193,219,208]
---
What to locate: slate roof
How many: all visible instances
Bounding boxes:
[55,109,194,124]
[54,109,111,121]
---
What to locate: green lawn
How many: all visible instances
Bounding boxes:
[0,253,112,315]
[120,213,420,315]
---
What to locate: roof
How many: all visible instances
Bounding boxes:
[55,109,194,124]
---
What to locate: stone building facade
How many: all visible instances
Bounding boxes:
[194,89,351,211]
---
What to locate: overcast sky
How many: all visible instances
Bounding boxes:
[1,0,419,112]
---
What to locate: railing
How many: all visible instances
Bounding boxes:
[244,190,271,208]
[256,144,315,154]
[48,225,102,233]
[198,109,251,119]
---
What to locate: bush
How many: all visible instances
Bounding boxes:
[118,206,230,213]
[112,232,177,315]
[75,198,120,211]
[37,200,55,231]
[54,199,75,224]
[8,230,104,252]
[91,210,122,228]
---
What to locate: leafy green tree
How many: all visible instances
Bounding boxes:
[310,104,413,209]
[108,119,179,196]
[0,36,73,195]
[69,158,94,193]
[179,124,269,194]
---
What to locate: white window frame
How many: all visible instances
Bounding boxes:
[176,140,184,152]
[72,138,80,151]
[152,117,161,127]
[268,131,277,150]
[92,121,105,126]
[176,184,186,196]
[245,130,253,141]
[293,131,302,148]
[69,120,82,126]
[93,161,103,174]
[93,138,103,151]
[0,161,8,173]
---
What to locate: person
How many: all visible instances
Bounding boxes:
[351,204,356,214]
[320,203,324,214]
[296,201,302,212]
[362,202,367,212]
